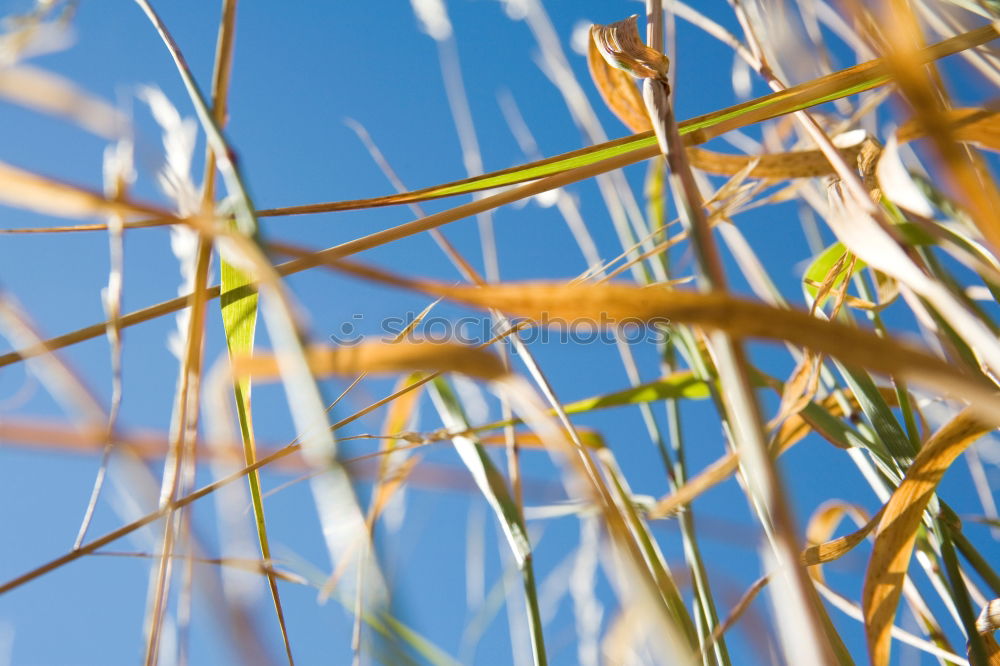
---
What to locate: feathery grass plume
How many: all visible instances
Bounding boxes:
[137,86,201,361]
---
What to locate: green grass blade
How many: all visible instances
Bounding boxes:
[468,371,711,437]
[596,448,699,649]
[428,377,547,666]
[259,24,997,218]
[132,1,297,660]
[562,370,711,412]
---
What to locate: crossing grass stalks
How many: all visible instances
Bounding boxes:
[2,1,1000,664]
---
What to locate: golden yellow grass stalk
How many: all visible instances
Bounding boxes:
[231,340,509,383]
[0,160,175,220]
[0,65,126,137]
[402,280,995,405]
[863,407,994,665]
[801,503,881,569]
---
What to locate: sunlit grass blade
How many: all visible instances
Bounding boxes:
[594,446,699,646]
[257,24,996,217]
[863,408,993,665]
[0,64,126,137]
[0,159,175,220]
[802,504,881,568]
[428,378,547,666]
[897,107,1000,152]
[233,340,507,382]
[324,271,1000,415]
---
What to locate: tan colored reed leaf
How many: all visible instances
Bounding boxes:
[478,429,604,450]
[0,65,126,137]
[233,340,508,383]
[369,373,426,525]
[882,13,1000,256]
[898,107,1000,153]
[687,145,863,179]
[801,502,880,570]
[412,281,993,408]
[649,386,866,520]
[647,451,739,519]
[368,455,420,526]
[770,352,823,428]
[863,407,994,666]
[0,160,174,220]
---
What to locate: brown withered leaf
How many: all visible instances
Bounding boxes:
[975,600,1000,666]
[587,22,650,134]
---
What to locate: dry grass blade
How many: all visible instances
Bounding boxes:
[233,340,508,383]
[877,3,1000,256]
[697,575,771,661]
[897,107,1000,153]
[686,144,864,179]
[94,551,306,585]
[0,148,655,371]
[0,160,176,220]
[801,502,880,569]
[863,407,994,665]
[0,64,126,137]
[647,386,866,521]
[478,429,604,450]
[646,452,739,519]
[364,279,1000,411]
[586,23,867,181]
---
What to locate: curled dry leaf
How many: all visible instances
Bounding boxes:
[587,22,649,134]
[591,15,669,82]
[232,339,509,383]
[863,407,994,666]
[978,600,1000,637]
[801,502,880,570]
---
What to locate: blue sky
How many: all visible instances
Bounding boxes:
[0,1,996,664]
